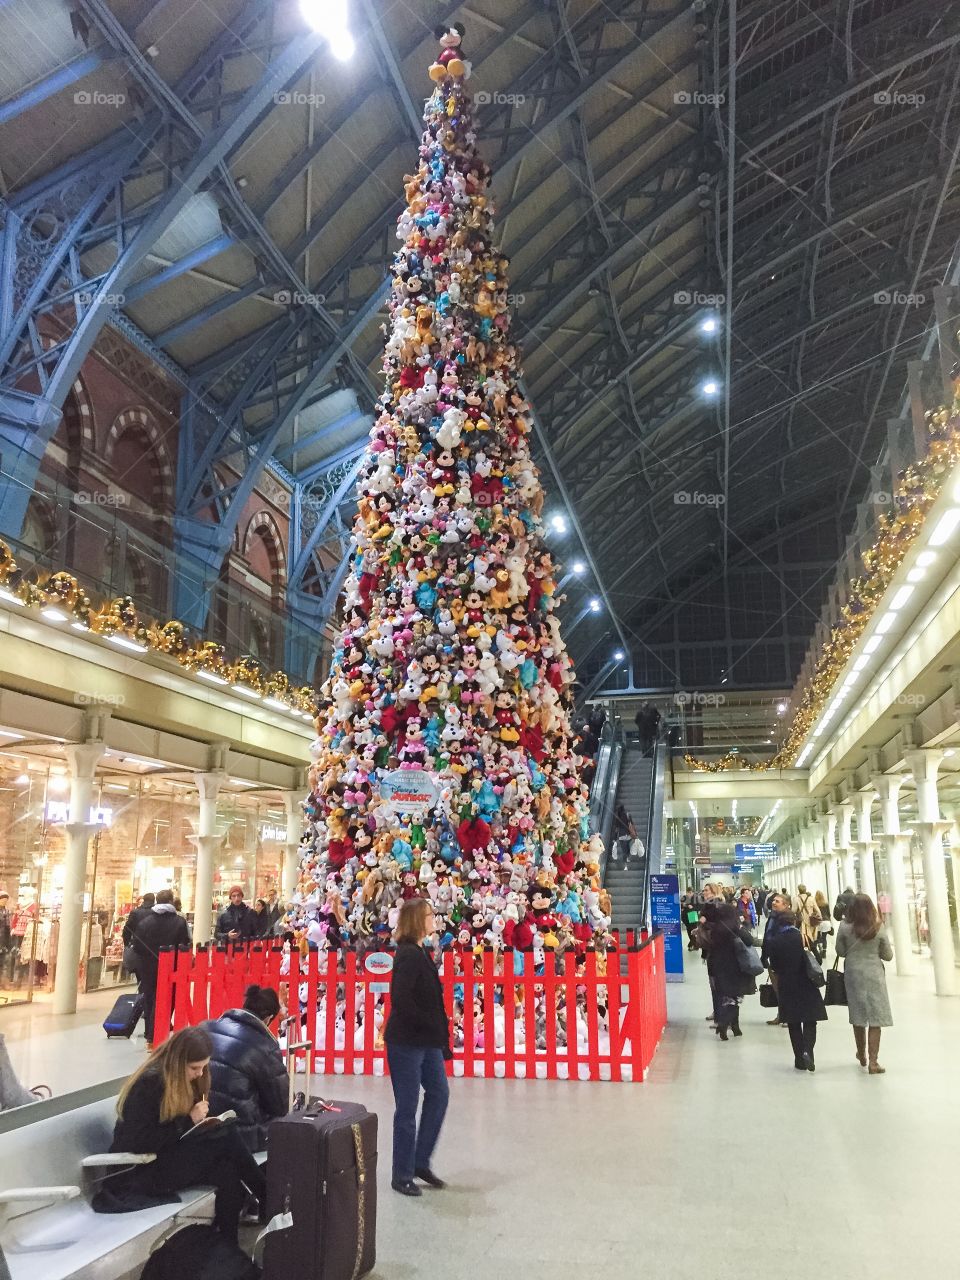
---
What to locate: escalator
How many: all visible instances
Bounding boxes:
[604,737,667,934]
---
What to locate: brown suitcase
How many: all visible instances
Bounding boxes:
[262,1100,377,1280]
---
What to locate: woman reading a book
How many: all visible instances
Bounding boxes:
[110,1026,267,1240]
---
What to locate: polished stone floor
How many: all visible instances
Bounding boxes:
[3,957,959,1278]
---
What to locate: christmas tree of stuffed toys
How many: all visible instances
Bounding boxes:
[293,25,611,959]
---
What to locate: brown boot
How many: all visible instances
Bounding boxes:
[867,1026,885,1074]
[854,1026,867,1067]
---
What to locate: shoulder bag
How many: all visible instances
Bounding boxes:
[726,925,764,977]
[803,944,825,988]
[824,955,847,1006]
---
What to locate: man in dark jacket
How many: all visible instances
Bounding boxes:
[216,886,254,943]
[833,887,856,922]
[122,893,155,948]
[134,890,190,1045]
[202,984,288,1152]
[761,897,792,1026]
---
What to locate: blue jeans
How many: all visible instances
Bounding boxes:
[386,1042,449,1182]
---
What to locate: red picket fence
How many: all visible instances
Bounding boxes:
[153,933,666,1083]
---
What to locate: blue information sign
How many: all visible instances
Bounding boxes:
[650,873,684,982]
[735,842,777,857]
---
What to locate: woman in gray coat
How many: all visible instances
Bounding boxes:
[835,894,893,1075]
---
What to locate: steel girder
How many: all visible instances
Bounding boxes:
[0,2,324,542]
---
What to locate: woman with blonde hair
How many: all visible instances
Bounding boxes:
[385,897,452,1197]
[836,894,893,1074]
[107,1027,266,1240]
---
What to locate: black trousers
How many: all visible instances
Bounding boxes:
[131,1125,265,1241]
[788,1022,817,1063]
[141,971,158,1042]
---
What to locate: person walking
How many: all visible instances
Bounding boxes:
[814,890,833,961]
[681,890,700,950]
[760,893,792,1026]
[202,984,289,1151]
[835,894,893,1075]
[792,884,821,949]
[106,1027,266,1241]
[736,887,757,929]
[216,886,254,944]
[133,890,190,1048]
[611,804,632,865]
[833,886,856,922]
[385,898,452,1197]
[701,902,758,1040]
[765,910,828,1072]
[122,893,155,948]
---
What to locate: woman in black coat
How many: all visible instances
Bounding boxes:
[765,911,827,1072]
[108,1027,266,1241]
[384,898,451,1198]
[202,984,288,1151]
[701,903,758,1040]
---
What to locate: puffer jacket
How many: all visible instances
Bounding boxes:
[200,1008,288,1152]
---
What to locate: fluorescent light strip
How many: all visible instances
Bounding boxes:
[916,550,937,567]
[929,508,960,545]
[196,670,229,686]
[889,585,914,610]
[233,685,262,700]
[40,607,69,622]
[863,636,883,654]
[107,634,148,653]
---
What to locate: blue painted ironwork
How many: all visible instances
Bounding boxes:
[0,51,107,125]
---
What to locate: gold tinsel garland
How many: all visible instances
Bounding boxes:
[0,540,315,716]
[684,403,960,773]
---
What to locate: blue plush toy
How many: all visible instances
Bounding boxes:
[391,837,413,869]
[518,658,537,689]
[474,778,499,816]
[416,581,438,611]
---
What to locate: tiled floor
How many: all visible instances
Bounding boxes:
[4,957,959,1277]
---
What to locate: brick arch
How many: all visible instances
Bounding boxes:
[104,407,174,506]
[243,509,287,579]
[60,374,96,456]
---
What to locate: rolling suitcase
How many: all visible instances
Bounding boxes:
[262,1100,377,1280]
[103,992,144,1038]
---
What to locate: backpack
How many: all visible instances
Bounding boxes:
[141,1225,259,1280]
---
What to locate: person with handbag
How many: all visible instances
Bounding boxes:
[814,890,834,960]
[700,903,760,1041]
[760,895,791,1026]
[792,884,822,949]
[765,910,828,1072]
[835,894,894,1074]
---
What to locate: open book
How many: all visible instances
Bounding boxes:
[180,1109,237,1139]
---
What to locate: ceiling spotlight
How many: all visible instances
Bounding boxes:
[589,598,601,612]
[699,316,719,334]
[701,379,720,397]
[572,560,586,575]
[614,650,625,661]
[777,701,787,715]
[550,513,568,534]
[329,27,355,59]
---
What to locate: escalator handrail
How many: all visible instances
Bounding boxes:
[639,734,668,929]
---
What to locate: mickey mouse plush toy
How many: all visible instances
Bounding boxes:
[429,24,470,81]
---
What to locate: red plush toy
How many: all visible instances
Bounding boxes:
[457,815,491,854]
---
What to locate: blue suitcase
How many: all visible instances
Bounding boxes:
[103,992,144,1038]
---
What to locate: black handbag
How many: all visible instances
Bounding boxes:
[759,981,778,1008]
[824,956,847,1006]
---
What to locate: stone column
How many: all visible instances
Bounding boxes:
[854,790,879,902]
[282,790,304,903]
[193,770,225,945]
[52,740,106,1015]
[873,774,915,977]
[905,749,956,995]
[824,811,840,908]
[836,801,856,894]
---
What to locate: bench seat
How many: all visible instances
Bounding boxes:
[0,1096,267,1280]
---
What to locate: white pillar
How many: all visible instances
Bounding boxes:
[53,741,106,1015]
[836,801,856,893]
[282,790,304,903]
[873,774,916,977]
[824,810,840,908]
[854,791,879,901]
[193,770,225,945]
[905,749,956,995]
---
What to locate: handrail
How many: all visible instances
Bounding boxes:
[638,735,667,929]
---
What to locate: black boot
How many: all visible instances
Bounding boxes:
[731,1009,742,1037]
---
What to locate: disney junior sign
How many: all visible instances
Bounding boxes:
[379,769,440,817]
